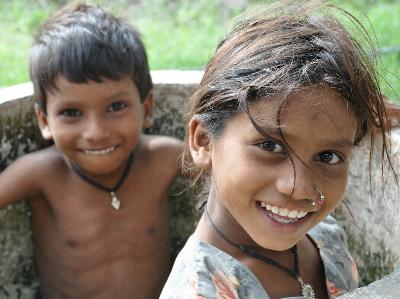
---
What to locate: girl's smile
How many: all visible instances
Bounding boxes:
[258,201,309,221]
[196,85,358,251]
[256,201,313,234]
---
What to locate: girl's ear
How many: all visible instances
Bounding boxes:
[142,92,154,129]
[188,116,212,169]
[34,103,53,140]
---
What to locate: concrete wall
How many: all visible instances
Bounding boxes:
[0,71,399,298]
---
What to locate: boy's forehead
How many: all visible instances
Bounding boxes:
[43,75,144,110]
[49,75,140,97]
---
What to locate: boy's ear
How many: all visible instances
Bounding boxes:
[142,92,154,129]
[34,103,53,140]
[188,116,212,169]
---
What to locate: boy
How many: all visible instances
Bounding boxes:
[0,4,182,299]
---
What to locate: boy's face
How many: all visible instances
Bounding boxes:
[36,75,152,177]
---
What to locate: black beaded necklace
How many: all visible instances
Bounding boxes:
[71,151,134,210]
[204,206,315,298]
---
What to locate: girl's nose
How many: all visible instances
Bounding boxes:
[275,160,316,201]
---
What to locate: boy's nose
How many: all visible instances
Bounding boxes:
[82,117,111,142]
[275,160,316,201]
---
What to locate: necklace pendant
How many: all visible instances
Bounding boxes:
[110,192,121,210]
[297,277,315,299]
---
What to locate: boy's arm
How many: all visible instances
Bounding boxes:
[0,153,44,208]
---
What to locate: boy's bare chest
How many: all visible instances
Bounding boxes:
[30,178,171,298]
[33,174,170,243]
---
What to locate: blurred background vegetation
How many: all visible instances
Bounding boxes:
[0,0,398,100]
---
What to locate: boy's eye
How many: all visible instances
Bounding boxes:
[317,151,342,164]
[60,108,81,117]
[258,140,284,153]
[108,102,127,112]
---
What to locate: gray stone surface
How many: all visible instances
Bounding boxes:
[1,71,399,297]
[335,130,400,285]
[339,267,400,299]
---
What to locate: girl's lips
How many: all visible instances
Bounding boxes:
[259,201,309,218]
[256,202,313,234]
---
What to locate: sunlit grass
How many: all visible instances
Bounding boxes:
[0,0,398,101]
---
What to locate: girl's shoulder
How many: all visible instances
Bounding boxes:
[160,236,269,299]
[308,215,349,248]
[309,215,359,296]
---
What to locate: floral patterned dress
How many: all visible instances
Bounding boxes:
[160,215,358,299]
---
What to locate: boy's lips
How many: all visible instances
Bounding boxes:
[83,145,117,156]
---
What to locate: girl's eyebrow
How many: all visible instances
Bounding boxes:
[259,125,355,149]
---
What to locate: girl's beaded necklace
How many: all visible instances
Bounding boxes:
[204,206,316,299]
[71,151,134,210]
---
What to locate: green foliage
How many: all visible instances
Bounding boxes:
[0,0,57,87]
[0,0,398,100]
[126,0,233,70]
[333,0,400,100]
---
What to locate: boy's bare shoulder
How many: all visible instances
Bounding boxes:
[142,134,183,156]
[0,146,67,206]
[140,135,183,172]
[21,146,66,172]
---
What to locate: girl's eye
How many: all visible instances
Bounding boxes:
[108,102,127,112]
[258,140,284,153]
[317,151,342,165]
[60,108,81,117]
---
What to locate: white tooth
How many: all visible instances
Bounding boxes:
[279,208,289,217]
[85,146,115,155]
[271,206,280,214]
[266,204,272,210]
[268,213,298,224]
[260,202,266,208]
[297,211,307,218]
[288,210,299,218]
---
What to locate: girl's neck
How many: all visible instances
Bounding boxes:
[195,188,297,261]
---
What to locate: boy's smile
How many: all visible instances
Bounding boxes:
[203,86,358,251]
[36,75,152,181]
[83,146,117,156]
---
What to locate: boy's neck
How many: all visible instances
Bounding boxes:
[68,151,134,210]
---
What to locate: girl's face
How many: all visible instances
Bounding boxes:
[192,85,358,251]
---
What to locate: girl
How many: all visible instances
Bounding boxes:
[161,1,392,298]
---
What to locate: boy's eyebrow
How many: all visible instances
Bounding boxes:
[259,125,355,148]
[61,91,132,102]
[105,91,132,100]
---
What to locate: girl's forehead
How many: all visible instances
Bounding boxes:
[248,86,358,143]
[250,86,353,119]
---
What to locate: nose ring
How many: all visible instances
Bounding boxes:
[314,186,325,206]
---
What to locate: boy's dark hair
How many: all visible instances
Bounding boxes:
[30,4,152,113]
[184,0,391,185]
